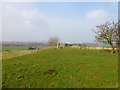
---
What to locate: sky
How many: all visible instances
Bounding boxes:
[2,2,118,43]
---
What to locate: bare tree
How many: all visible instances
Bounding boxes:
[118,20,120,52]
[47,37,60,49]
[93,21,119,53]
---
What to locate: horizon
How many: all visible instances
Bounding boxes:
[0,40,112,44]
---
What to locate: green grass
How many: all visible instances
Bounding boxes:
[2,50,37,60]
[1,46,46,59]
[1,46,29,50]
[2,48,118,88]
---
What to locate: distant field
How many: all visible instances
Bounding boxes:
[1,46,29,50]
[1,46,46,59]
[1,46,35,59]
[2,48,118,88]
[2,50,37,60]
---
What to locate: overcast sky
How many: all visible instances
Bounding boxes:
[2,2,118,43]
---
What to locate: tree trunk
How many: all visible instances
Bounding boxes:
[117,47,120,53]
[109,42,115,53]
[111,46,115,53]
[117,43,120,53]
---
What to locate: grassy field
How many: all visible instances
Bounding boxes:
[1,46,29,50]
[2,50,38,60]
[1,46,46,59]
[2,48,118,88]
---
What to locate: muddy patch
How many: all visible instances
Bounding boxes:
[81,53,86,55]
[43,70,58,75]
